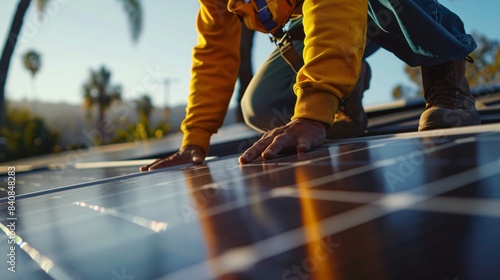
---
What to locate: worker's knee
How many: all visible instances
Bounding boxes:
[241,96,294,132]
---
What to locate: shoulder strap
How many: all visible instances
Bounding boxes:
[277,35,304,73]
[255,0,279,32]
[271,21,305,74]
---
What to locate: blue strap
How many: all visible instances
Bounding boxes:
[255,0,278,32]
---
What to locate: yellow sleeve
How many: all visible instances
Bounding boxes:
[181,0,241,154]
[292,0,368,126]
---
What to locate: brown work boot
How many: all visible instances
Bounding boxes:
[326,60,371,139]
[418,58,480,131]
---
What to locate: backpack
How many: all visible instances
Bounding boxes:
[227,0,302,34]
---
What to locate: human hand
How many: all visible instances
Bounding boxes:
[140,145,205,172]
[238,118,327,164]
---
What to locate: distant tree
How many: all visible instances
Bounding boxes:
[0,104,60,162]
[83,65,122,144]
[466,33,500,87]
[392,32,500,100]
[112,95,171,143]
[0,0,31,131]
[133,94,155,141]
[0,0,143,129]
[112,118,170,144]
[22,49,41,78]
[135,94,154,119]
[119,0,143,42]
[391,84,413,100]
[22,49,41,106]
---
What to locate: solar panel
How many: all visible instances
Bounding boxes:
[0,123,260,173]
[1,124,500,279]
[0,123,260,199]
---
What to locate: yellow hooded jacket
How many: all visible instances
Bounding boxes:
[181,0,368,154]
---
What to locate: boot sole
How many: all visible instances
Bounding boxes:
[418,107,481,131]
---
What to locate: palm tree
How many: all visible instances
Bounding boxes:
[22,49,41,109]
[0,0,143,128]
[120,0,143,42]
[22,49,41,78]
[0,0,31,130]
[83,65,122,144]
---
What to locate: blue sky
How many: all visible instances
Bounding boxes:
[1,0,499,109]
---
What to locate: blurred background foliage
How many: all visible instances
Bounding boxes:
[392,32,500,99]
[1,104,60,162]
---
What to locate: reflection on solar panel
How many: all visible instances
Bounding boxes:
[1,124,500,279]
